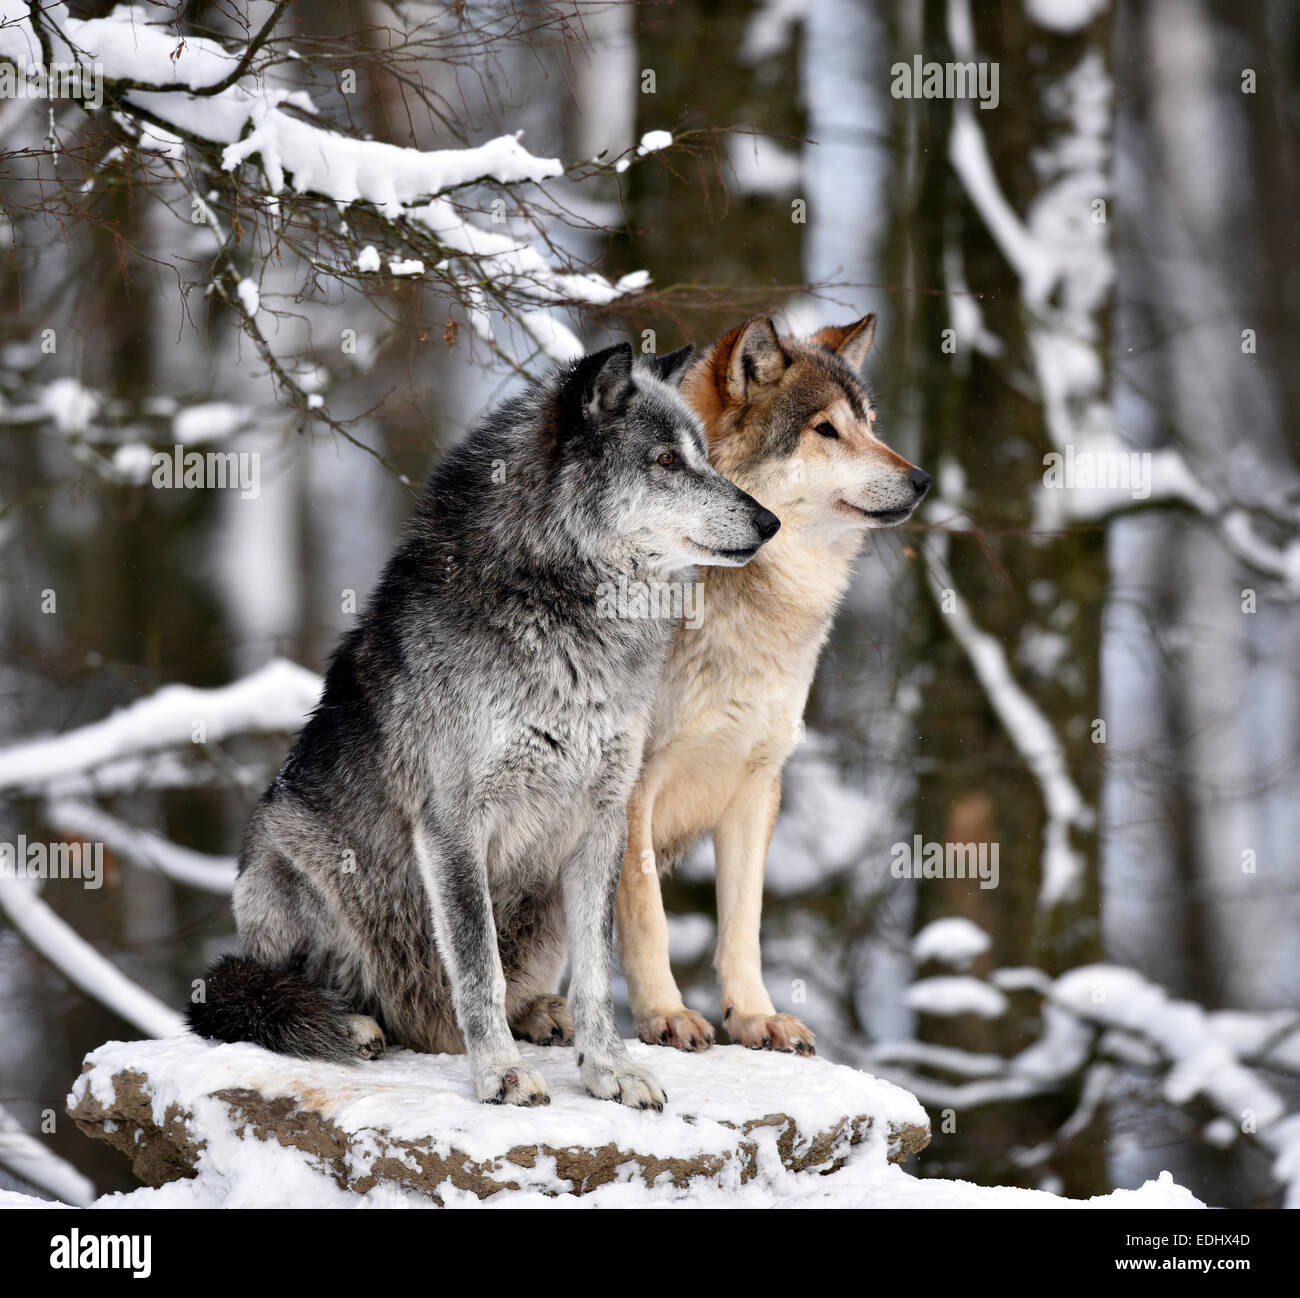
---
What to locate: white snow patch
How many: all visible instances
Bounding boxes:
[111,443,155,484]
[727,134,802,195]
[235,278,260,316]
[741,0,809,63]
[38,377,99,435]
[409,198,648,307]
[906,976,1008,1019]
[173,401,247,444]
[1026,0,1106,33]
[636,130,673,156]
[912,918,991,969]
[615,270,650,295]
[0,6,648,370]
[1053,966,1286,1127]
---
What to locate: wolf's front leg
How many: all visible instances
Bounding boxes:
[616,785,715,1051]
[413,819,549,1105]
[714,771,815,1055]
[565,815,666,1110]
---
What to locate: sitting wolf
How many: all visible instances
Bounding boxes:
[189,342,779,1108]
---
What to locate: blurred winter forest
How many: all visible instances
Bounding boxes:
[1,0,1298,1209]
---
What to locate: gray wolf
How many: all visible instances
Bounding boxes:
[615,315,929,1054]
[189,342,779,1108]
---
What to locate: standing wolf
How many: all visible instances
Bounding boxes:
[616,315,929,1055]
[189,342,779,1108]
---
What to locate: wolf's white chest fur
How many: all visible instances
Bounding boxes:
[642,526,859,850]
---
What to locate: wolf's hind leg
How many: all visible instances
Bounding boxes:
[510,994,574,1046]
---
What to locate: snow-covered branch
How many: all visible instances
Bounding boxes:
[0,874,183,1038]
[922,526,1093,908]
[0,660,319,1060]
[0,1,672,473]
[868,923,1300,1207]
[0,1103,95,1206]
[44,798,236,895]
[0,657,321,794]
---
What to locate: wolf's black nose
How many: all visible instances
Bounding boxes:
[909,468,932,499]
[754,507,781,541]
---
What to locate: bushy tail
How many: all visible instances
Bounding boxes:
[187,954,356,1062]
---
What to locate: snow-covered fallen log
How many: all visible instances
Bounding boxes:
[68,1035,929,1207]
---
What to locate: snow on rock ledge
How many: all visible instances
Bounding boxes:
[68,1036,930,1206]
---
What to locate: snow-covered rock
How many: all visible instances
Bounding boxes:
[68,1036,930,1207]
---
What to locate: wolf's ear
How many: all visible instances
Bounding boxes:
[715,316,787,404]
[562,342,634,427]
[811,314,877,371]
[648,343,695,388]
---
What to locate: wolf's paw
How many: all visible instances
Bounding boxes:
[635,1008,715,1052]
[579,1053,667,1110]
[474,1059,550,1106]
[346,1014,386,1060]
[510,994,574,1047]
[723,1009,815,1055]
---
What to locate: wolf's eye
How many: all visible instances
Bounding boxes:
[815,421,838,439]
[657,451,677,467]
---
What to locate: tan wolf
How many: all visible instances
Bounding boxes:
[615,314,930,1053]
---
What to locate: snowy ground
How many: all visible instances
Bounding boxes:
[8,1034,1206,1209]
[1,1169,1203,1211]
